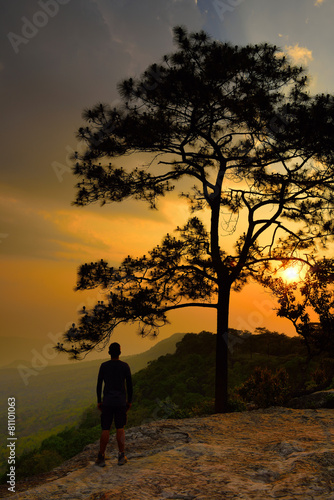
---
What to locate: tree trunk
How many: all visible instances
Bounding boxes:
[215,282,231,413]
[209,164,230,413]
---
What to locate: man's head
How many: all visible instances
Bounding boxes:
[108,342,121,358]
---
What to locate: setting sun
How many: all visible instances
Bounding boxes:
[283,266,300,282]
[276,262,308,283]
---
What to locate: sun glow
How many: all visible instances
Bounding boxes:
[276,262,307,283]
[283,266,300,282]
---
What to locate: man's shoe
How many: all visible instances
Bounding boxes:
[95,452,106,467]
[118,452,127,466]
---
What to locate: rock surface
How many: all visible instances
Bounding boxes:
[286,389,334,409]
[1,407,334,499]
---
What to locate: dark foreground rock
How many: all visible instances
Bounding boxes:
[2,407,334,499]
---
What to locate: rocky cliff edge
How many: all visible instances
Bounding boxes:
[2,407,334,500]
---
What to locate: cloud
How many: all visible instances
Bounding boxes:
[0,0,206,205]
[0,195,81,261]
[94,0,204,71]
[41,194,191,263]
[284,44,313,66]
[0,190,190,263]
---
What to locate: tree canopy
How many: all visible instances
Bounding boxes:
[57,26,334,412]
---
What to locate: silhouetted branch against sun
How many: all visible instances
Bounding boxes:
[257,257,334,356]
[59,26,334,411]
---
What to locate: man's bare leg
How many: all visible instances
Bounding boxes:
[95,429,110,466]
[116,428,127,465]
[116,428,125,453]
[99,430,110,456]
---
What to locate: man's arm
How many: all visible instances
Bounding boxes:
[125,365,133,410]
[96,365,103,409]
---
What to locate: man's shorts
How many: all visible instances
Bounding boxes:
[100,405,127,430]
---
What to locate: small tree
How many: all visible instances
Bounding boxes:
[259,258,334,357]
[57,27,334,412]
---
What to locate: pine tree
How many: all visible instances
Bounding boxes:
[57,26,334,412]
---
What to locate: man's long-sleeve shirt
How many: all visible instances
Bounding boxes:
[96,359,133,406]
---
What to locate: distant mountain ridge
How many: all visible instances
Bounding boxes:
[0,332,186,368]
[0,336,48,368]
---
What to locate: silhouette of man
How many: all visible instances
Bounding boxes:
[95,342,133,466]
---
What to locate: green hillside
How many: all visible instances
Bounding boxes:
[128,328,334,423]
[0,332,184,471]
[2,329,333,484]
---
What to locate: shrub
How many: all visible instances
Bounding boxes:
[191,398,216,416]
[311,367,328,386]
[226,392,247,412]
[15,449,63,481]
[236,366,291,408]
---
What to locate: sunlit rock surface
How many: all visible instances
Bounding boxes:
[2,407,334,499]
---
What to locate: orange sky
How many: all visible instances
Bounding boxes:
[1,0,333,366]
[0,249,298,363]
